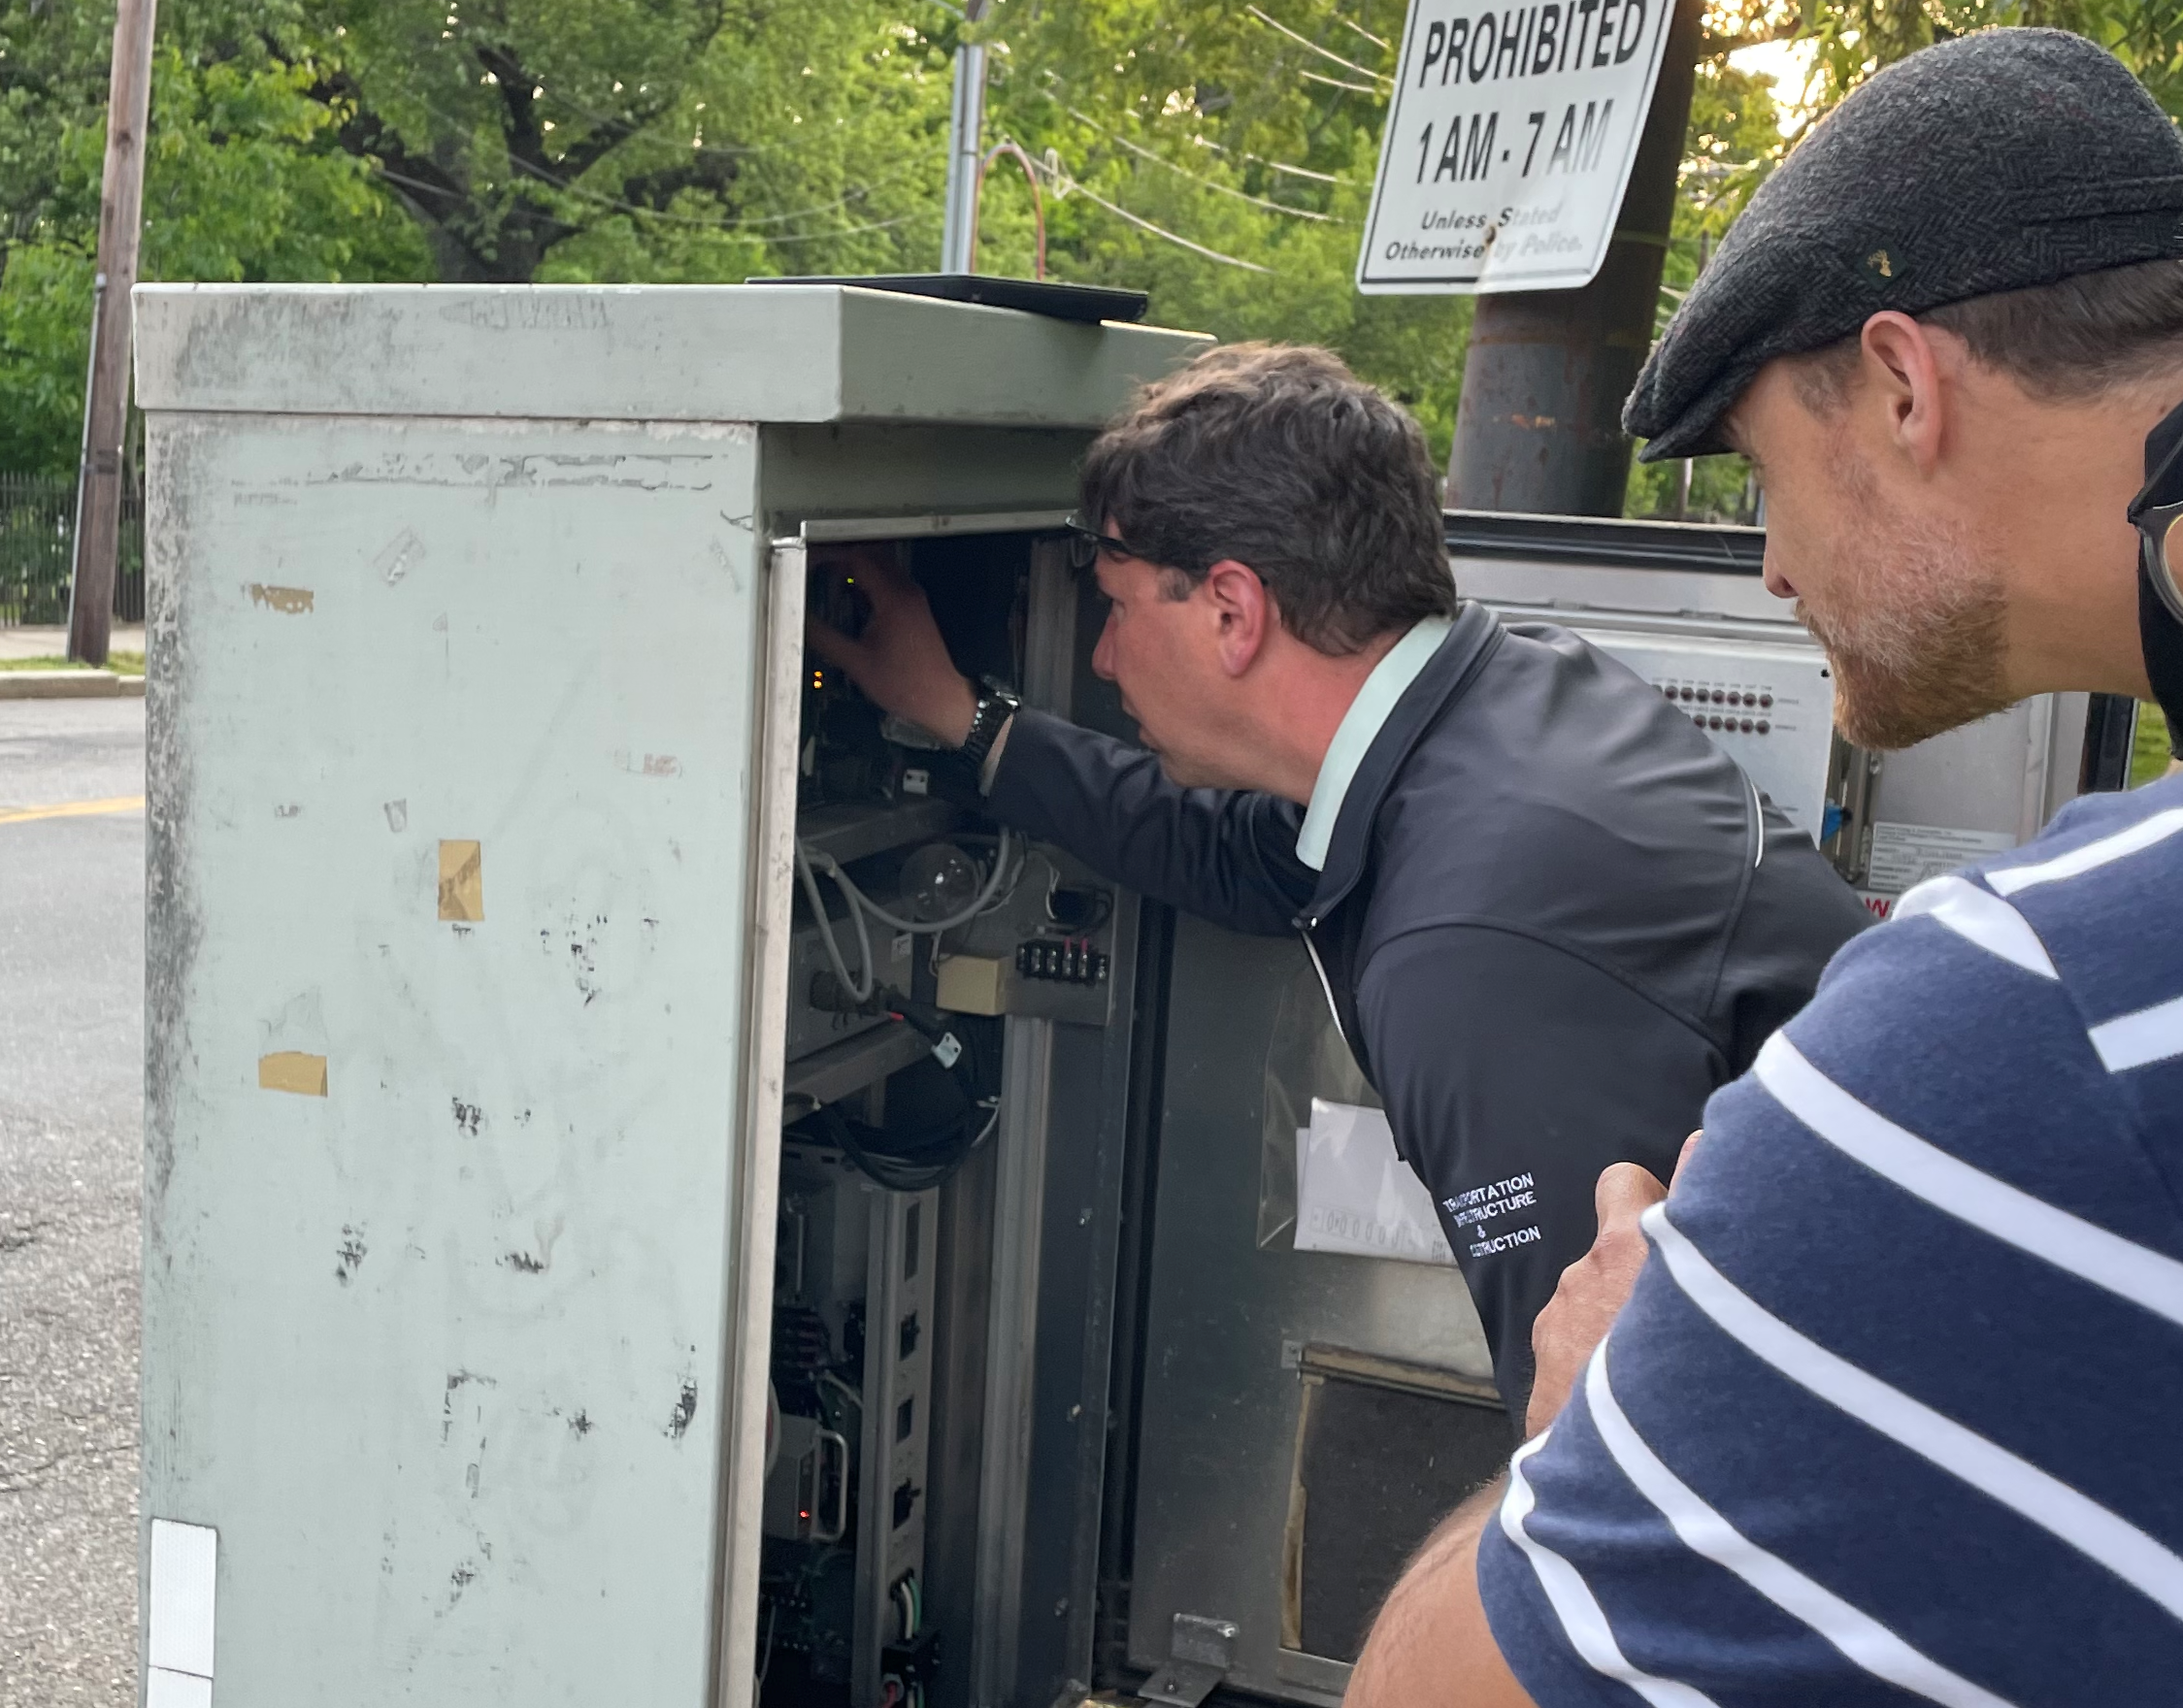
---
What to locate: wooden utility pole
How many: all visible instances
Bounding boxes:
[1444,0,1703,516]
[67,0,159,667]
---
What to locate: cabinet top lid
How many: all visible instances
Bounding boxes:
[133,283,1209,428]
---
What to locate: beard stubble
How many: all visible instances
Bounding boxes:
[1797,460,2014,751]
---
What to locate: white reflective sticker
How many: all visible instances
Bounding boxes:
[149,1519,217,1680]
[147,1667,214,1708]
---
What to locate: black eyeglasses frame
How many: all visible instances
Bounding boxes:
[2127,403,2183,628]
[1061,519,1155,574]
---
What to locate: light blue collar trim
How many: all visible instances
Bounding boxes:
[1294,615,1453,871]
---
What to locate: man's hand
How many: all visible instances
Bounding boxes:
[1524,1132,1700,1437]
[806,544,978,746]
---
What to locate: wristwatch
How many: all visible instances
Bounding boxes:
[958,678,1021,776]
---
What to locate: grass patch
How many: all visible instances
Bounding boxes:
[2132,701,2174,787]
[0,650,143,674]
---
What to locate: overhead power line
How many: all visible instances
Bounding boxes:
[1337,15,1394,52]
[1300,68,1383,95]
[1244,6,1392,85]
[1020,63,1354,190]
[1030,153,1275,273]
[1058,101,1345,221]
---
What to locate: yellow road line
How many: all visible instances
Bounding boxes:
[0,795,146,826]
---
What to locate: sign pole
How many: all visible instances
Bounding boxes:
[1445,0,1703,513]
[940,1,992,275]
[68,0,158,667]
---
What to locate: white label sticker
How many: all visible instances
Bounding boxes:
[1866,821,2018,897]
[149,1519,218,1680]
[1295,1100,1457,1268]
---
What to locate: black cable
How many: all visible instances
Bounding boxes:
[789,994,999,1193]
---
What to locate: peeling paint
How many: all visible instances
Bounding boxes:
[451,1099,482,1136]
[245,582,314,614]
[334,1226,366,1286]
[442,1369,497,1445]
[499,1216,563,1276]
[373,527,427,586]
[665,1379,699,1440]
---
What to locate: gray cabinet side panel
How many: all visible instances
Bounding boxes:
[142,413,764,1705]
[1125,920,1492,1702]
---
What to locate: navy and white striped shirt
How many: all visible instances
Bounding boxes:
[1478,773,2183,1707]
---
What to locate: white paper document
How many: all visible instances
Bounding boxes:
[1295,1098,1457,1267]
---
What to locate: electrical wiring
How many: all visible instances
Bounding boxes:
[798,836,878,1003]
[818,1370,864,1420]
[1025,153,1275,273]
[1300,67,1383,95]
[1020,50,1362,187]
[755,1599,777,1689]
[1338,14,1395,51]
[1245,4,1393,84]
[801,827,1018,939]
[1055,104,1344,222]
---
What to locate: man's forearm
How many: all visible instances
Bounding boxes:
[1346,1475,1537,1708]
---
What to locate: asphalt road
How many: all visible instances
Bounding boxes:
[0,698,146,1705]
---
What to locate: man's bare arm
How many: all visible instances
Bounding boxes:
[1344,1478,1538,1708]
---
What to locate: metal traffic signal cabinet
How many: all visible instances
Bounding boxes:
[132,282,1203,1708]
[133,283,2130,1708]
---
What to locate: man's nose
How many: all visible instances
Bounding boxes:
[1762,546,1798,602]
[1091,610,1118,681]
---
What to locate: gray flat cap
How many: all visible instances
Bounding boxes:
[1626,29,2183,460]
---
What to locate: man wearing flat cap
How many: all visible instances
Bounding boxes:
[1350,27,2183,1705]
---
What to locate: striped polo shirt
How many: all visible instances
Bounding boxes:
[1477,772,2183,1707]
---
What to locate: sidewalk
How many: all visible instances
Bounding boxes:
[0,625,145,663]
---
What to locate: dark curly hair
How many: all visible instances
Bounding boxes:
[1079,343,1457,655]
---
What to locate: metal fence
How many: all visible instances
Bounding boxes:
[0,471,145,629]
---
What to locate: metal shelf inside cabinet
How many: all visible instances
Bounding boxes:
[794,797,958,868]
[784,1022,929,1110]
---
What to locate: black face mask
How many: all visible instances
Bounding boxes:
[2128,399,2183,738]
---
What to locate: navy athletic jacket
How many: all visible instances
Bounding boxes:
[986,601,1871,1412]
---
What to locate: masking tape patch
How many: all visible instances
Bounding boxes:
[438,839,483,921]
[245,582,314,614]
[258,1051,327,1097]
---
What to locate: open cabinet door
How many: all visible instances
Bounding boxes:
[140,409,794,1706]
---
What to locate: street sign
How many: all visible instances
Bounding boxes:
[1357,0,1677,294]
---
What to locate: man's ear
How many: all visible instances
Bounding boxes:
[1860,311,1951,476]
[1201,559,1273,677]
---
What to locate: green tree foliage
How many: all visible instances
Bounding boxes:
[0,0,428,472]
[1629,0,2183,516]
[971,1,1473,457]
[10,0,2183,488]
[309,0,954,285]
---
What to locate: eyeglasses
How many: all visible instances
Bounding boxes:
[1062,519,1152,573]
[2127,402,2183,627]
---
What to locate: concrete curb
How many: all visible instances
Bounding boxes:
[0,671,146,701]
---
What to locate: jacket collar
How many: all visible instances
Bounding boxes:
[1298,601,1503,927]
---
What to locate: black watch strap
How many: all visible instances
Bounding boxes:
[958,681,1021,774]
